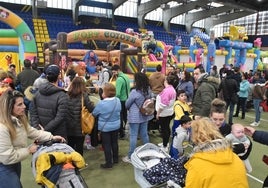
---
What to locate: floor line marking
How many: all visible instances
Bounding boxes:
[247,173,264,184]
[246,114,268,123]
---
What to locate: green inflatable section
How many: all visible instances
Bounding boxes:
[0,29,17,37]
[16,22,37,53]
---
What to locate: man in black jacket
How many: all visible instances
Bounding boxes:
[30,64,68,139]
[218,70,239,125]
[15,59,40,93]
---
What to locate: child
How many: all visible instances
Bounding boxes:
[226,123,252,173]
[172,90,192,135]
[170,115,192,159]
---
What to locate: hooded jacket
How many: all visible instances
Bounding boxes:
[192,73,220,117]
[219,75,239,102]
[149,72,165,95]
[30,82,68,138]
[184,139,249,188]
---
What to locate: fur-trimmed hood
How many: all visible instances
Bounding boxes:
[191,138,234,164]
[198,73,220,90]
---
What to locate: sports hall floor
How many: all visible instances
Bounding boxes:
[21,95,268,188]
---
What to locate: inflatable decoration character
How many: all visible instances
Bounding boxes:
[83,50,98,74]
[5,54,13,66]
[224,25,248,41]
[254,38,262,49]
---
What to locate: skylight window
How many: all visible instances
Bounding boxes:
[209,2,224,7]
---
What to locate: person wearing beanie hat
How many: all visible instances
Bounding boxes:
[170,115,192,159]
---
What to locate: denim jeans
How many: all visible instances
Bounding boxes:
[128,122,149,158]
[253,98,262,122]
[0,163,22,188]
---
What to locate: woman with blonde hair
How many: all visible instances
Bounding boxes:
[0,90,65,188]
[184,118,249,188]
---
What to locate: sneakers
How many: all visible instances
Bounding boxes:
[158,143,163,147]
[122,156,131,164]
[158,143,169,153]
[158,143,169,148]
[250,122,260,127]
[162,147,169,153]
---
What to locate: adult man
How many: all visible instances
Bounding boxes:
[111,64,130,139]
[192,64,220,118]
[15,59,40,93]
[30,64,68,139]
[219,70,239,125]
[149,64,165,97]
[15,59,40,114]
[95,61,111,99]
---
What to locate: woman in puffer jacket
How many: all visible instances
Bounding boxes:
[67,77,95,156]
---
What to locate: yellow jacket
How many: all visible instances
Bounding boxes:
[173,100,191,120]
[35,151,85,188]
[184,139,249,188]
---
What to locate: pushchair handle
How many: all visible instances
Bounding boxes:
[34,139,65,147]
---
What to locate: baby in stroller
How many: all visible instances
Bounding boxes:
[32,140,88,188]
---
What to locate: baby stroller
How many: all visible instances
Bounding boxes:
[131,143,187,188]
[32,140,88,188]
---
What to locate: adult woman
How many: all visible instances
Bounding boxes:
[233,72,250,119]
[66,77,95,156]
[184,118,249,188]
[123,72,154,163]
[210,98,248,154]
[176,70,194,103]
[210,98,231,136]
[250,71,266,126]
[155,74,177,152]
[92,83,121,169]
[0,90,65,188]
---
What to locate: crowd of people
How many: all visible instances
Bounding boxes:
[1,58,268,187]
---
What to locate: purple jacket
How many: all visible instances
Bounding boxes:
[126,89,154,123]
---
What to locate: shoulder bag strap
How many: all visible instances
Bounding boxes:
[81,94,84,107]
[174,103,185,112]
[118,76,128,98]
[100,99,117,131]
[134,92,146,109]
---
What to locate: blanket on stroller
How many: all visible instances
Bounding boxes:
[143,156,188,187]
